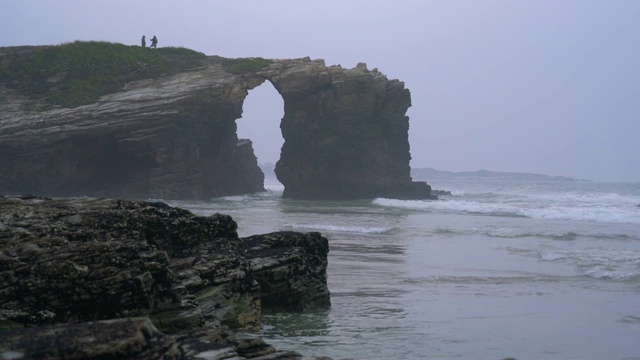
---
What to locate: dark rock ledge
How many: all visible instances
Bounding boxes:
[0,194,331,359]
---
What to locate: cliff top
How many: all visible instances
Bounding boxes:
[0,41,276,111]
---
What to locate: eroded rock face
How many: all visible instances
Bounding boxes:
[267,61,434,200]
[244,231,330,312]
[0,57,264,200]
[0,195,242,332]
[0,49,434,200]
[0,195,329,334]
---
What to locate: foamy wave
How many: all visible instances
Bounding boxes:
[486,229,579,241]
[585,267,640,281]
[284,223,393,234]
[263,178,285,192]
[520,206,640,224]
[527,191,640,207]
[220,195,252,201]
[264,184,285,192]
[539,247,640,281]
[373,196,640,224]
[373,197,519,214]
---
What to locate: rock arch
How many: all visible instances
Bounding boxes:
[0,55,434,200]
[235,79,284,177]
[255,58,434,199]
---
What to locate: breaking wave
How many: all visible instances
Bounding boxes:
[373,187,640,224]
[537,247,640,281]
[284,223,395,234]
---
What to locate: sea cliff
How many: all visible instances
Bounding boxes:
[0,41,435,200]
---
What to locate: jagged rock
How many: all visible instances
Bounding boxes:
[0,195,329,334]
[0,44,434,200]
[0,317,322,360]
[243,232,330,312]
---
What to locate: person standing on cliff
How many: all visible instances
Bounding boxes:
[150,35,158,48]
[141,35,146,47]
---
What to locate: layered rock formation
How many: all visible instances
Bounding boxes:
[0,43,435,200]
[0,317,326,360]
[0,195,330,335]
[268,61,433,200]
[245,232,330,312]
[0,54,264,200]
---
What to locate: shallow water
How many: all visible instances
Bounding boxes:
[167,177,640,359]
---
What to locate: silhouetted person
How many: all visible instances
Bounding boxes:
[141,35,146,47]
[150,35,158,48]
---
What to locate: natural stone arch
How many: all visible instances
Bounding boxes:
[255,59,433,200]
[235,79,284,180]
[0,52,434,200]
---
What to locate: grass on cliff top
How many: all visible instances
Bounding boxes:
[222,57,273,75]
[0,41,206,110]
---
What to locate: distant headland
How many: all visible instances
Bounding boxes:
[412,167,587,181]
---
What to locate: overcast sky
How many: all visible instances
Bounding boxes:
[2,1,639,181]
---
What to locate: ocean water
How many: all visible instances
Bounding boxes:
[166,176,640,360]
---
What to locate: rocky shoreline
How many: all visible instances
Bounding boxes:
[0,194,331,359]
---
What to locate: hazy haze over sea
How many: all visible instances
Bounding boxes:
[166,173,640,360]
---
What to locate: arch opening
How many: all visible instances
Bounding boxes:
[236,80,285,191]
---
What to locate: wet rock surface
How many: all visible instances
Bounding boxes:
[0,317,328,360]
[0,195,331,359]
[244,231,330,312]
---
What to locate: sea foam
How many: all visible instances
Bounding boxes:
[220,195,252,202]
[538,247,640,281]
[373,191,640,224]
[284,223,393,234]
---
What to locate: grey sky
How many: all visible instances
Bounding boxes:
[2,1,639,181]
